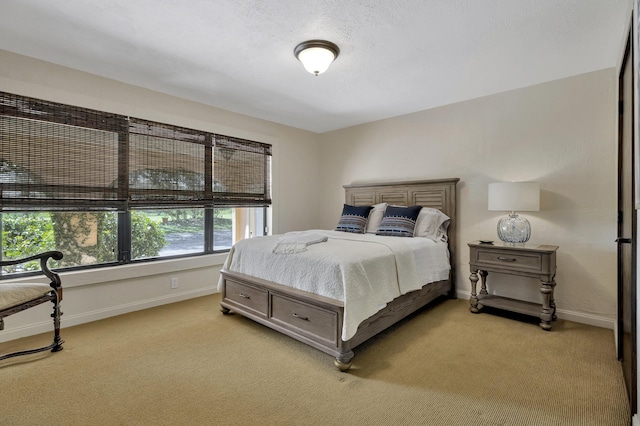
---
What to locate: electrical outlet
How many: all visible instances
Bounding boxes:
[170,277,179,289]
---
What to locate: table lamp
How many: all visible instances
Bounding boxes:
[488,182,540,244]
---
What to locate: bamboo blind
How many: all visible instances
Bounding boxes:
[0,92,271,211]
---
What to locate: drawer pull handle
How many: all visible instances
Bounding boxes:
[292,313,309,321]
[238,293,250,299]
[497,257,517,262]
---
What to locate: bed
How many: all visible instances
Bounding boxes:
[218,178,459,371]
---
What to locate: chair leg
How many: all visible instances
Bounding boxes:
[0,294,64,361]
[50,292,64,353]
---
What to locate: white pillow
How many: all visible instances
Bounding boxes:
[414,207,450,241]
[365,203,388,233]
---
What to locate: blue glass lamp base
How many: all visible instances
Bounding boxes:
[497,213,531,244]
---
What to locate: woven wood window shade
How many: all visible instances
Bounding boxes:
[128,119,209,208]
[0,93,124,211]
[214,135,272,207]
[0,92,272,212]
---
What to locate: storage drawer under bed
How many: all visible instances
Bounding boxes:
[224,279,269,317]
[270,293,338,346]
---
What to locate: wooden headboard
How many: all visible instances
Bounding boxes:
[343,178,460,281]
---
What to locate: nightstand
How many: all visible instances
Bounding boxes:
[468,241,559,330]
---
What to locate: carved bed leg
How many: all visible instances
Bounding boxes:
[334,351,354,372]
[220,305,231,315]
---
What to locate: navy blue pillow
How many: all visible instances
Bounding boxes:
[375,205,422,237]
[335,204,373,234]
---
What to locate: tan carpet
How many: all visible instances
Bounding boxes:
[0,294,630,425]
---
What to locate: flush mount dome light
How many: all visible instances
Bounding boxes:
[294,40,340,76]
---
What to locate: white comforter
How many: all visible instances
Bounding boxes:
[217,230,450,341]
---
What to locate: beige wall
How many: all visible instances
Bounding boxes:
[0,48,619,341]
[0,49,322,341]
[318,69,618,328]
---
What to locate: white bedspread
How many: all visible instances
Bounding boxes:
[217,230,450,341]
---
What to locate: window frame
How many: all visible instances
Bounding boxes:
[0,91,271,278]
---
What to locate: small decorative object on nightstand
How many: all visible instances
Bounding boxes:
[468,241,558,330]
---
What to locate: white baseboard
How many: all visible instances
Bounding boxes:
[0,287,217,343]
[554,308,614,330]
[454,290,614,330]
[4,287,615,343]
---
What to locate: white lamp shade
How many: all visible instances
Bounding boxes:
[488,182,540,212]
[297,47,336,75]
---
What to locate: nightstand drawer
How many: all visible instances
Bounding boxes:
[475,249,542,272]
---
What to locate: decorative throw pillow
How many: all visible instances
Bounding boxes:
[365,203,388,233]
[335,204,373,234]
[376,205,422,237]
[414,207,451,241]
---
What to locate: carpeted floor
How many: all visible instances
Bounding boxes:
[0,294,630,425]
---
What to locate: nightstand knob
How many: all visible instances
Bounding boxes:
[497,256,517,262]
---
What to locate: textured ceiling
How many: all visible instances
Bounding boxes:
[0,0,631,133]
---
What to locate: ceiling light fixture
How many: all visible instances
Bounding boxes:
[294,40,340,76]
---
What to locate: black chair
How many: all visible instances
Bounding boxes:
[0,251,64,361]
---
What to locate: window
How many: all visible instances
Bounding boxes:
[0,211,119,272]
[0,92,271,276]
[133,209,204,259]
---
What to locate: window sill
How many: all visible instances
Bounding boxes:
[5,253,228,289]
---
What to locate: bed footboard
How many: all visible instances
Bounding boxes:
[220,269,450,371]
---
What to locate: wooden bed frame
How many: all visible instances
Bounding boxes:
[219,178,459,371]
